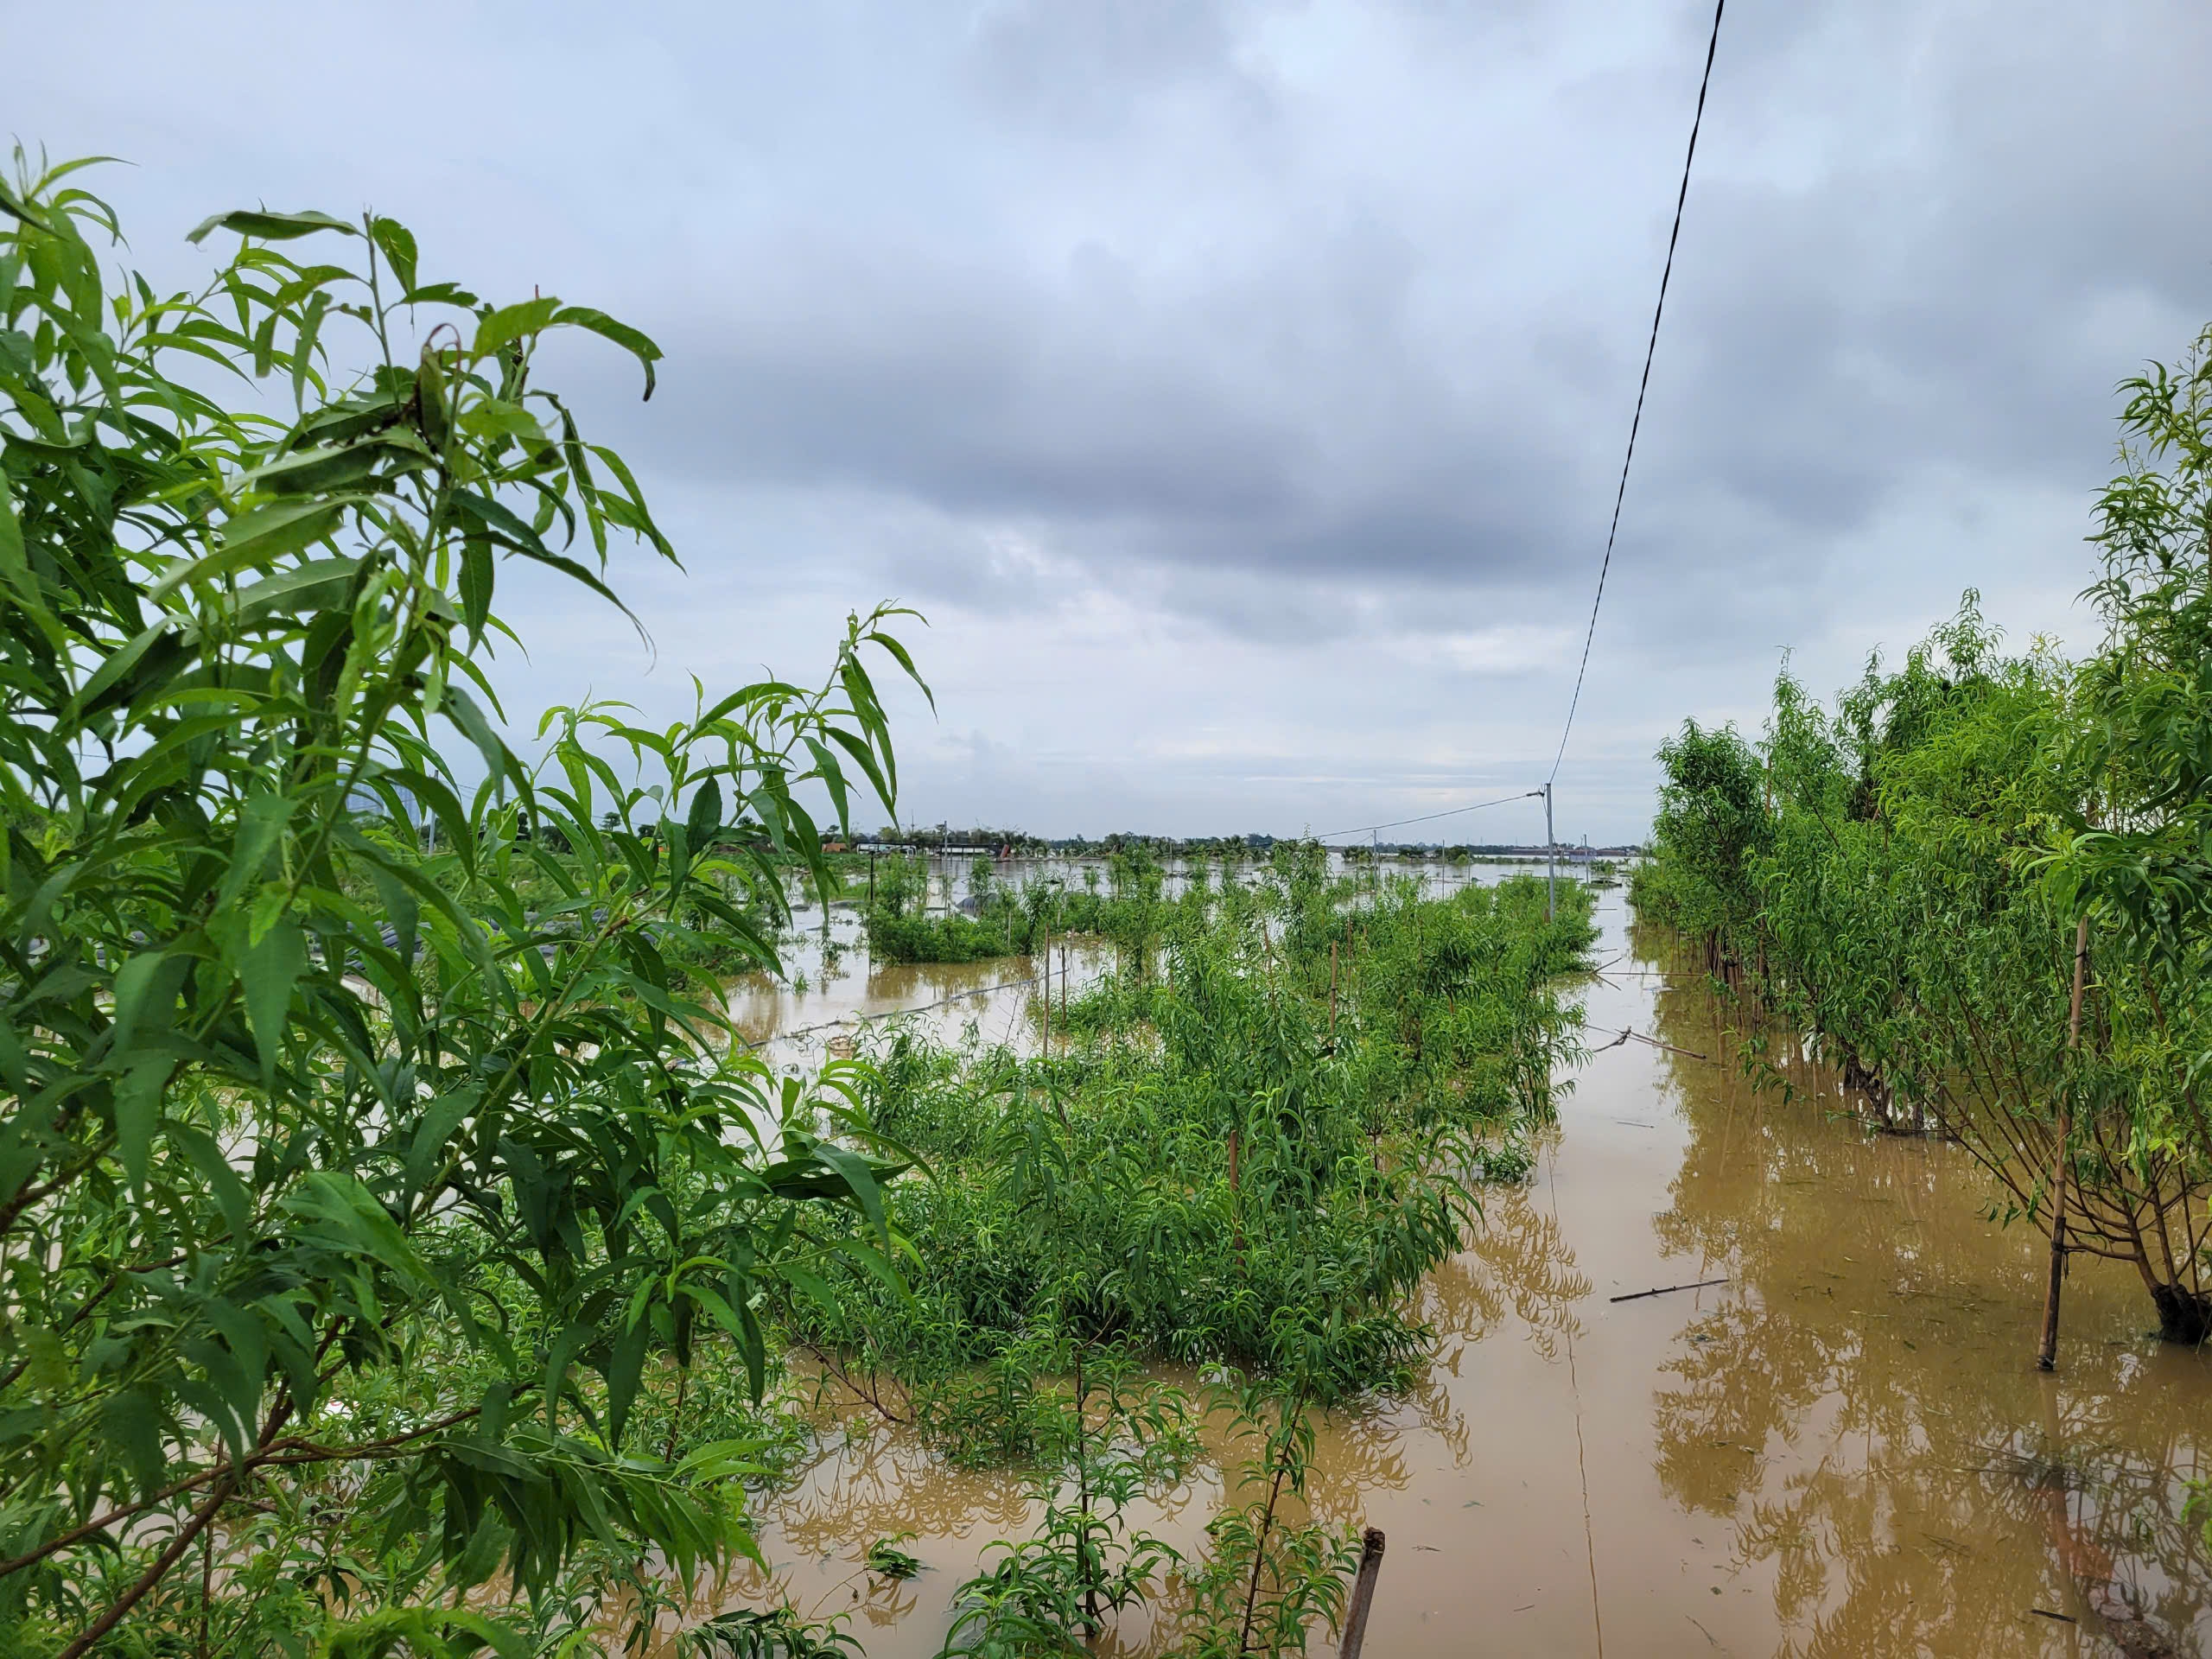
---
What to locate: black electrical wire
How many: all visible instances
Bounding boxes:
[1548,0,1727,788]
[1312,789,1542,842]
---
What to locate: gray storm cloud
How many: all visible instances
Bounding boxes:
[9,0,2209,839]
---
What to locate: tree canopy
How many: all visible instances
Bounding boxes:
[0,152,925,1654]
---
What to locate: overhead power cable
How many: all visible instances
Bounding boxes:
[1548,0,1727,787]
[1312,790,1542,842]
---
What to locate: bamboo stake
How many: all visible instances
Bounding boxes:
[2038,913,2092,1373]
[1338,1528,1386,1659]
[1329,939,1338,1044]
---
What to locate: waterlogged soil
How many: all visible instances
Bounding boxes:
[704,890,2212,1656]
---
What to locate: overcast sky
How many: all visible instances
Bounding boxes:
[11,1,2209,842]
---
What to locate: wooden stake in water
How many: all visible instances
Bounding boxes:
[1338,1527,1386,1659]
[2038,913,2092,1373]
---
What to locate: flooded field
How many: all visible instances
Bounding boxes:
[729,853,1548,1067]
[711,889,2212,1657]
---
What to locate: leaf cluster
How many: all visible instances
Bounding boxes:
[0,153,923,1654]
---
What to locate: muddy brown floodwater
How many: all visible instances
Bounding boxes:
[701,892,2212,1656]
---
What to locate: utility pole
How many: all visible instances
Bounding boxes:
[1544,783,1556,921]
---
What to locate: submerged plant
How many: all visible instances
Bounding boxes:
[1178,1376,1357,1658]
[785,868,1592,1650]
[866,1536,925,1581]
[685,1605,865,1659]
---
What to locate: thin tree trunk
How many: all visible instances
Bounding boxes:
[2038,914,2091,1373]
[2151,1175,2183,1288]
[1076,1344,1098,1633]
[1237,1412,1298,1656]
[61,1396,294,1659]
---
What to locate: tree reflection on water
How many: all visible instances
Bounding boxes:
[1639,920,2209,1656]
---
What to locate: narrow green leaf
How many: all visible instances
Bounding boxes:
[243,918,308,1086]
[449,491,645,641]
[812,1141,889,1241]
[212,496,349,568]
[405,1092,475,1198]
[102,1389,168,1498]
[286,1171,429,1285]
[107,950,175,1052]
[441,685,517,794]
[240,433,423,497]
[604,1313,650,1451]
[112,1055,175,1189]
[397,279,480,309]
[367,860,421,969]
[369,216,419,296]
[66,616,180,725]
[0,176,55,233]
[780,1262,842,1321]
[229,556,362,627]
[168,1122,253,1243]
[218,792,296,915]
[473,296,562,359]
[553,306,662,400]
[187,207,358,245]
[685,775,722,847]
[459,536,493,643]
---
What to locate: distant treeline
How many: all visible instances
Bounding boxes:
[864,826,1645,860]
[865,827,1279,855]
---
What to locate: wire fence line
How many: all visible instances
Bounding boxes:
[1310,790,1544,842]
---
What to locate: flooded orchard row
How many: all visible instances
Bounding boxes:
[706,891,2212,1656]
[728,853,1558,1069]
